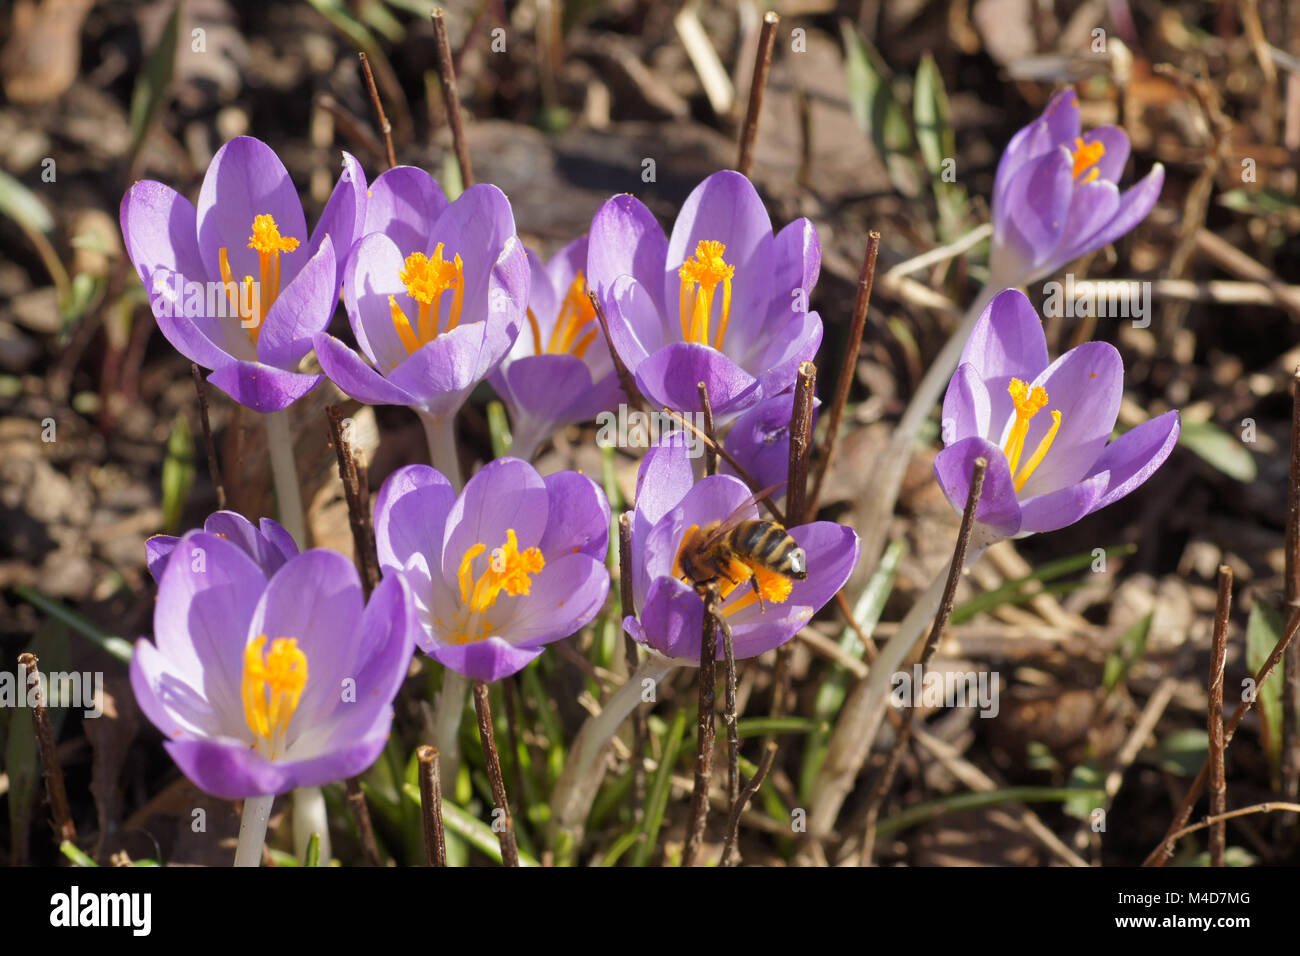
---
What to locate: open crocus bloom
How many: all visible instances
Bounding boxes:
[146,510,297,583]
[374,458,610,682]
[625,437,858,664]
[313,168,529,420]
[120,136,367,411]
[489,237,625,460]
[935,289,1180,538]
[989,88,1163,287]
[588,170,821,421]
[130,534,415,799]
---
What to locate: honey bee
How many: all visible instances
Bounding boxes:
[675,487,806,612]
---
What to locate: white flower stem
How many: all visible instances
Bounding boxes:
[292,785,331,865]
[419,410,463,491]
[808,539,991,838]
[234,794,274,867]
[550,655,676,859]
[264,409,307,546]
[434,669,470,797]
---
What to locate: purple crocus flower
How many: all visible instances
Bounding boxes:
[146,510,297,583]
[934,289,1180,538]
[489,237,624,461]
[989,88,1163,287]
[130,533,416,799]
[120,136,367,411]
[625,437,858,664]
[722,388,821,495]
[373,457,610,683]
[312,167,529,422]
[587,171,821,421]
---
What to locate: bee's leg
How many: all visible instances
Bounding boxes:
[750,576,766,613]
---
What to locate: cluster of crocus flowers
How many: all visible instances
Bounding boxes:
[588,170,822,421]
[935,289,1180,539]
[625,437,858,663]
[312,168,528,424]
[130,525,416,799]
[120,136,367,411]
[988,88,1164,288]
[490,237,625,460]
[373,457,610,682]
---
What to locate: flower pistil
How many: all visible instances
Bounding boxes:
[219,213,301,343]
[388,244,465,357]
[241,635,308,759]
[678,240,735,350]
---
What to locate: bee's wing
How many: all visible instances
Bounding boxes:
[696,483,785,551]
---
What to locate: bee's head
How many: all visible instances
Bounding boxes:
[788,546,808,580]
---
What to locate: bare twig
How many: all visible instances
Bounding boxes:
[431,8,475,188]
[808,232,879,515]
[345,777,382,866]
[472,681,520,866]
[358,52,397,170]
[1209,565,1232,866]
[618,513,647,824]
[857,458,986,865]
[786,361,816,525]
[316,93,388,166]
[416,745,447,866]
[191,363,227,510]
[326,406,380,596]
[698,381,717,477]
[1145,607,1300,865]
[1283,370,1300,808]
[682,584,720,867]
[18,653,76,845]
[720,605,739,824]
[1164,802,1300,847]
[720,740,777,866]
[736,10,779,177]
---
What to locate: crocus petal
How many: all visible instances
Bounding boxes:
[537,470,610,561]
[588,193,669,316]
[257,517,300,565]
[313,332,419,407]
[426,184,518,323]
[635,342,760,417]
[196,136,309,291]
[663,170,774,329]
[630,575,705,663]
[603,274,663,369]
[120,180,207,287]
[205,361,322,412]
[961,289,1050,436]
[145,266,243,370]
[257,235,337,368]
[385,321,496,418]
[374,464,457,571]
[1086,410,1181,511]
[749,310,822,401]
[1081,163,1165,253]
[344,232,418,371]
[361,165,450,258]
[723,389,821,493]
[308,151,367,289]
[763,217,820,326]
[506,552,609,647]
[164,737,292,799]
[942,363,991,446]
[426,637,543,683]
[1080,126,1131,184]
[1017,473,1109,534]
[994,88,1080,214]
[1013,341,1123,498]
[1048,179,1121,267]
[990,147,1074,284]
[933,436,1022,538]
[130,638,223,740]
[492,354,605,460]
[145,534,179,583]
[206,510,294,576]
[441,457,549,583]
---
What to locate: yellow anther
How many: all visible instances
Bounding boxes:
[1013,409,1062,492]
[1070,137,1105,184]
[247,214,300,255]
[241,636,308,757]
[677,240,735,348]
[219,214,300,345]
[391,245,464,355]
[1003,378,1062,491]
[458,530,545,617]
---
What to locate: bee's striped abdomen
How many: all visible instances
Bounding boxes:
[726,521,807,580]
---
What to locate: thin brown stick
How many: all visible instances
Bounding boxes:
[720,739,777,866]
[431,8,475,188]
[472,681,520,867]
[807,232,879,515]
[358,52,397,170]
[618,513,647,824]
[657,406,786,525]
[18,653,76,845]
[698,381,717,477]
[1163,802,1300,846]
[736,10,779,178]
[191,363,227,510]
[682,584,720,866]
[786,361,816,525]
[1283,369,1300,806]
[316,93,388,165]
[416,745,447,866]
[326,406,380,596]
[345,777,382,866]
[857,457,987,865]
[1145,606,1300,865]
[720,604,739,824]
[589,290,646,412]
[1208,565,1232,866]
